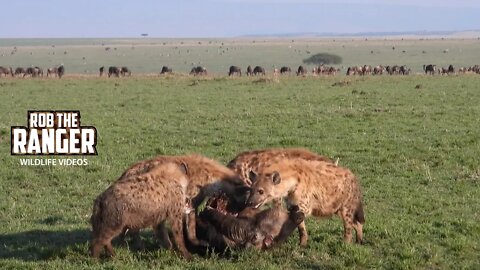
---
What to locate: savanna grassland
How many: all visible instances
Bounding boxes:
[0,73,479,269]
[1,37,480,74]
[1,36,480,269]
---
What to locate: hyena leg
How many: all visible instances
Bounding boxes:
[184,209,208,246]
[155,221,173,249]
[90,227,122,258]
[340,208,354,243]
[297,221,309,246]
[170,216,192,260]
[353,222,363,244]
[119,229,144,250]
[90,238,104,258]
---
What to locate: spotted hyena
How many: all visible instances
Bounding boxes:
[117,154,249,250]
[246,159,364,246]
[90,162,192,259]
[227,148,333,186]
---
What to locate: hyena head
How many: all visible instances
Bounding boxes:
[246,170,282,209]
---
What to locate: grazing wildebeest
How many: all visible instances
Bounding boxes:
[316,65,326,75]
[448,64,455,75]
[390,65,400,75]
[57,65,65,78]
[35,67,43,77]
[326,66,339,75]
[99,66,104,77]
[280,66,291,74]
[362,65,372,75]
[120,66,131,76]
[347,66,362,75]
[373,65,385,75]
[228,66,242,76]
[385,65,392,75]
[246,65,253,76]
[47,67,58,77]
[399,65,410,75]
[160,66,173,74]
[190,66,207,76]
[108,66,121,77]
[423,64,436,75]
[253,66,265,76]
[0,66,14,77]
[470,65,480,74]
[24,67,39,78]
[297,65,306,76]
[15,67,26,77]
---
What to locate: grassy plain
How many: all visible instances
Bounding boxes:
[1,38,480,74]
[0,73,479,269]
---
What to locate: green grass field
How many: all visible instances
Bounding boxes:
[1,38,480,74]
[0,73,479,269]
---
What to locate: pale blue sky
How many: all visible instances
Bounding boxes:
[1,0,479,38]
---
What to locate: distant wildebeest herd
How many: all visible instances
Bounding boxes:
[422,64,479,75]
[0,65,64,78]
[2,63,480,78]
[90,148,365,260]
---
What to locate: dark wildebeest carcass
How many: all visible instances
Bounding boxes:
[0,66,14,77]
[253,66,265,76]
[297,65,306,76]
[280,66,291,75]
[15,67,26,77]
[228,66,242,76]
[423,64,436,75]
[190,66,207,76]
[246,65,253,76]
[160,66,173,74]
[108,66,121,77]
[196,194,305,251]
[120,66,131,76]
[99,66,104,77]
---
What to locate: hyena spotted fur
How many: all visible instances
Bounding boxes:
[246,159,365,246]
[90,162,192,259]
[227,148,334,186]
[116,154,248,251]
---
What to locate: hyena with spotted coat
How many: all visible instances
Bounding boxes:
[227,148,333,186]
[118,154,248,250]
[246,159,364,246]
[90,162,192,259]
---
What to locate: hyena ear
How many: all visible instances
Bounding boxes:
[179,162,188,175]
[272,171,281,185]
[248,170,257,183]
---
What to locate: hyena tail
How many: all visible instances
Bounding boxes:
[353,201,365,224]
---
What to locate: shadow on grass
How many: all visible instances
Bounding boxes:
[0,229,90,261]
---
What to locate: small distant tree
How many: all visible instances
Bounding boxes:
[303,53,342,65]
